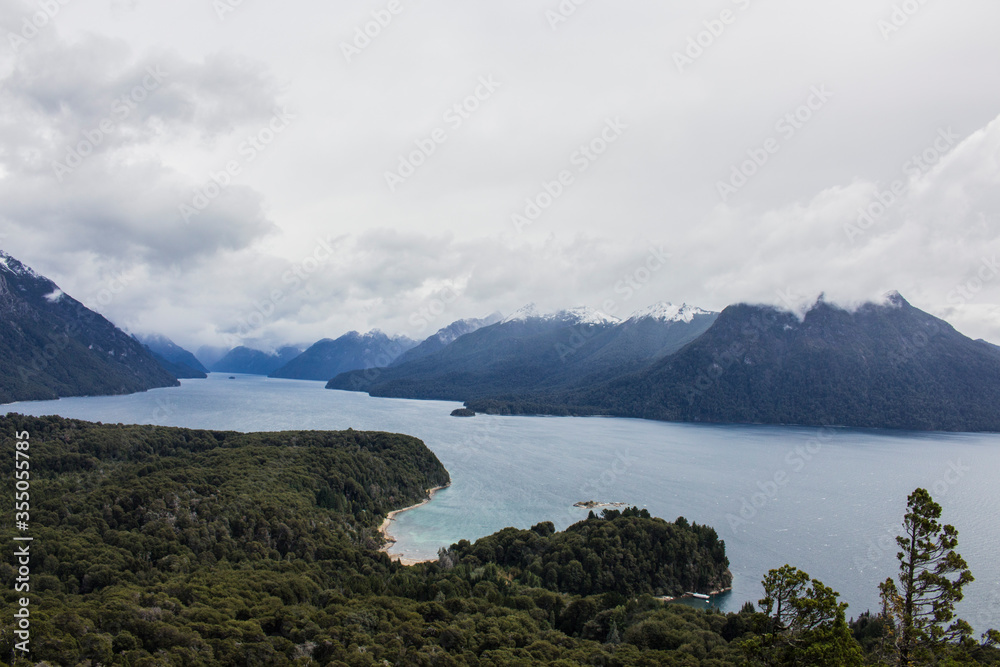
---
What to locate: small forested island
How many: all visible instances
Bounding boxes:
[450,408,476,417]
[2,415,996,665]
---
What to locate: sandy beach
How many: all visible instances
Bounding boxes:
[378,484,449,566]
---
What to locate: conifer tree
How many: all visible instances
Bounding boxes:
[880,487,974,665]
[741,565,863,666]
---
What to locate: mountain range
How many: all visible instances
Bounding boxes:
[391,313,503,366]
[268,330,418,381]
[209,346,303,376]
[540,292,1000,431]
[0,251,179,403]
[331,294,1000,432]
[327,303,718,401]
[4,250,1000,432]
[135,333,208,379]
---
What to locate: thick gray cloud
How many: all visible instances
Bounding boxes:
[1,0,998,351]
[0,3,282,271]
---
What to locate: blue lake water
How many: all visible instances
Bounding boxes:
[5,373,999,631]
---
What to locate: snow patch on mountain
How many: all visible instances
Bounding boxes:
[558,306,620,325]
[502,304,619,325]
[879,290,906,308]
[431,313,503,344]
[0,251,49,287]
[502,303,542,323]
[627,302,712,323]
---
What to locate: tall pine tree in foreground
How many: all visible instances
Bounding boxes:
[879,487,975,665]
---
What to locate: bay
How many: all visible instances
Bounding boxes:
[5,373,999,631]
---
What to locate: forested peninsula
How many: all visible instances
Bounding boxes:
[2,415,996,665]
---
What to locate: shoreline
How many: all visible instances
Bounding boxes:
[378,484,450,566]
[656,587,732,603]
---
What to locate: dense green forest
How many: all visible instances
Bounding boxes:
[444,509,730,598]
[2,415,997,666]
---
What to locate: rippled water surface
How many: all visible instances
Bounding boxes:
[7,374,999,629]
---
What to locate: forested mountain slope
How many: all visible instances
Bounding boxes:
[0,251,178,404]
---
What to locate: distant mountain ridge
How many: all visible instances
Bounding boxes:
[0,251,179,403]
[483,293,1000,431]
[979,338,1000,359]
[136,334,208,379]
[501,304,621,325]
[390,314,502,366]
[210,346,302,375]
[269,330,417,381]
[326,294,1000,432]
[195,345,231,369]
[6,252,999,432]
[327,302,719,402]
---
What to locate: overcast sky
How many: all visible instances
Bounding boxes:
[2,0,999,351]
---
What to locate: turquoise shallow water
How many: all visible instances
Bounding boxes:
[6,373,999,630]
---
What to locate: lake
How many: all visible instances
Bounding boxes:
[5,373,999,631]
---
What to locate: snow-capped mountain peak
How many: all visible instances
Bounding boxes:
[0,250,43,281]
[879,290,907,308]
[555,306,620,325]
[626,302,712,323]
[431,313,503,345]
[501,303,542,323]
[501,304,619,326]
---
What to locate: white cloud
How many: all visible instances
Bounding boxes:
[0,0,998,350]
